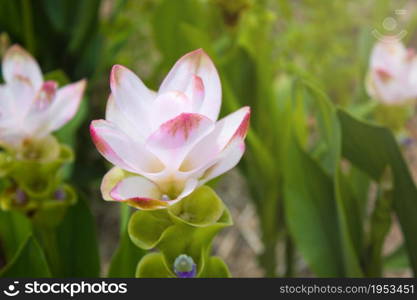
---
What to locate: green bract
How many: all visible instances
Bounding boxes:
[0,136,76,227]
[128,185,232,278]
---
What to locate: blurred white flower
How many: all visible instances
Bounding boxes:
[0,45,86,150]
[367,38,417,105]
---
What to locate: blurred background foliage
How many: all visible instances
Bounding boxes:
[1,0,417,277]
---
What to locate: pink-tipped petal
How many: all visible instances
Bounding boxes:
[44,79,86,132]
[90,119,164,174]
[109,176,168,210]
[34,80,58,110]
[151,91,192,129]
[184,75,205,111]
[159,49,221,121]
[110,65,155,137]
[180,106,250,172]
[146,113,214,168]
[110,176,161,201]
[200,139,246,184]
[2,45,43,89]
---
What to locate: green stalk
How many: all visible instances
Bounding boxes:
[365,186,392,277]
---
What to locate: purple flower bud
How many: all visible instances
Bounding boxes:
[14,188,28,205]
[54,188,66,201]
[174,254,196,278]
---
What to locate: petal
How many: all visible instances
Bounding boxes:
[168,178,199,206]
[200,139,246,184]
[101,167,126,201]
[159,49,221,121]
[110,176,162,200]
[106,94,144,143]
[0,84,15,118]
[150,91,192,130]
[7,75,36,115]
[370,40,407,74]
[90,119,164,174]
[31,79,86,135]
[146,113,215,169]
[184,74,204,111]
[33,80,58,111]
[110,65,155,138]
[180,106,250,172]
[110,176,168,210]
[2,45,43,89]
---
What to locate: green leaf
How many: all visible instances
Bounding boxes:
[0,235,51,277]
[284,80,363,277]
[68,0,101,54]
[152,0,204,66]
[52,195,100,277]
[43,69,70,85]
[0,210,32,262]
[169,186,224,227]
[136,252,174,278]
[338,109,417,276]
[108,204,146,277]
[284,137,344,276]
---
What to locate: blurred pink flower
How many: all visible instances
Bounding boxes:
[367,38,417,105]
[0,45,86,150]
[91,49,250,210]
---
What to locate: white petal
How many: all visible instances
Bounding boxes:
[180,106,250,172]
[101,167,126,201]
[150,91,192,130]
[109,176,171,210]
[184,75,204,111]
[7,76,35,116]
[28,79,86,137]
[90,119,164,174]
[110,176,162,201]
[159,49,221,121]
[106,94,144,143]
[110,65,155,138]
[146,113,215,169]
[200,139,246,184]
[2,45,43,90]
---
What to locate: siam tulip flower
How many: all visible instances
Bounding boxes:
[91,49,250,210]
[366,38,417,105]
[0,45,86,153]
